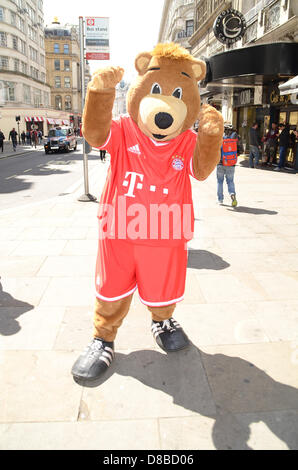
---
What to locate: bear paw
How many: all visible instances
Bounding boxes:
[89,66,124,92]
[198,104,224,137]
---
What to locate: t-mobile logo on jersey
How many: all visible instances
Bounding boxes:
[122,172,144,198]
[122,171,169,198]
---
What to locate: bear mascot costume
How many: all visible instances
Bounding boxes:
[71,43,224,381]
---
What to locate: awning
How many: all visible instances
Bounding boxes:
[279,75,298,95]
[25,116,44,122]
[62,119,70,125]
[203,42,298,92]
[47,118,56,125]
[55,119,62,125]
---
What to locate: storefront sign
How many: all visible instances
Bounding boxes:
[84,17,110,60]
[269,85,291,106]
[213,9,246,45]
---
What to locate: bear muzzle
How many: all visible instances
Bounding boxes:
[139,95,187,140]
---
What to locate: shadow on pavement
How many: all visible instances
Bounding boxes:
[187,249,230,270]
[75,343,298,450]
[226,206,278,215]
[0,280,34,335]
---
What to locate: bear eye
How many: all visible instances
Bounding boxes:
[173,87,182,99]
[151,83,162,94]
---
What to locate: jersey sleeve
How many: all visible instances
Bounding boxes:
[97,119,121,157]
[187,131,200,180]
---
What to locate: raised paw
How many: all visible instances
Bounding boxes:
[198,104,224,137]
[89,66,125,92]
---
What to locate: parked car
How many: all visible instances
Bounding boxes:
[44,126,77,154]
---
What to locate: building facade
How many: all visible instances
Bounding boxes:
[158,0,195,50]
[0,0,51,137]
[158,0,298,166]
[44,19,83,130]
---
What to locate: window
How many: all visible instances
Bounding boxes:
[0,8,4,22]
[40,72,45,82]
[14,59,19,71]
[20,39,26,55]
[186,19,194,37]
[55,76,61,88]
[55,95,62,110]
[54,43,59,53]
[1,81,16,101]
[0,32,7,47]
[64,44,69,54]
[65,95,71,110]
[0,56,9,70]
[64,59,70,71]
[11,11,17,26]
[19,18,25,33]
[44,91,49,107]
[23,84,31,104]
[12,35,18,50]
[64,77,71,88]
[30,66,39,80]
[54,59,60,70]
[33,89,42,107]
[21,61,27,74]
[29,47,38,62]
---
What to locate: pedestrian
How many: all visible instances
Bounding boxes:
[217,124,238,207]
[263,122,279,166]
[100,149,106,162]
[9,127,18,151]
[26,131,31,145]
[31,130,37,148]
[0,129,5,152]
[274,123,290,171]
[21,131,26,145]
[249,122,262,168]
[38,130,42,144]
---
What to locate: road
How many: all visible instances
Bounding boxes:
[0,143,102,211]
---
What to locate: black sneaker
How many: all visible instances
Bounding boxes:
[151,317,189,352]
[71,338,114,381]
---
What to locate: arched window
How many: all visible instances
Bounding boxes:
[65,95,71,110]
[55,95,62,110]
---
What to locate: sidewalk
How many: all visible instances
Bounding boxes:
[0,141,43,159]
[0,158,298,450]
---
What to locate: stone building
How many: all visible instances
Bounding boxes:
[158,0,195,50]
[44,18,83,129]
[0,0,51,137]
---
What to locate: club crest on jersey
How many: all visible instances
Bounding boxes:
[172,156,184,171]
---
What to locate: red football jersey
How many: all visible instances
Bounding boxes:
[97,115,198,246]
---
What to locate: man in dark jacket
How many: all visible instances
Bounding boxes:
[9,128,18,151]
[0,129,5,152]
[274,123,290,171]
[249,122,262,168]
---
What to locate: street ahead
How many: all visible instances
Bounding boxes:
[0,143,101,211]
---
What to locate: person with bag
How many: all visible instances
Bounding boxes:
[216,124,238,207]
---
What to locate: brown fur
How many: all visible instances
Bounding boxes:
[83,43,223,179]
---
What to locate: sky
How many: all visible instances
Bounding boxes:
[43,0,165,82]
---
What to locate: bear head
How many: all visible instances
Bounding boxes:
[126,43,206,142]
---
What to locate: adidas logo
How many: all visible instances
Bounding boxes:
[128,144,141,155]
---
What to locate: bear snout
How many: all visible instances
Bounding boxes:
[155,112,174,130]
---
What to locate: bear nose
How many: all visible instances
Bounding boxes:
[154,112,174,130]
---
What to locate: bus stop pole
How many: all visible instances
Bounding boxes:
[78,16,96,202]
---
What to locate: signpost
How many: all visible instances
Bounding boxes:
[85,17,110,60]
[78,16,110,202]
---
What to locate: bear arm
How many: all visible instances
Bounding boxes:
[82,87,116,148]
[192,133,222,181]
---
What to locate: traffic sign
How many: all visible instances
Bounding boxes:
[84,17,110,60]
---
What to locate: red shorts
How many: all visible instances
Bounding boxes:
[95,238,188,306]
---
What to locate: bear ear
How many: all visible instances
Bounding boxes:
[191,59,206,82]
[135,52,152,75]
